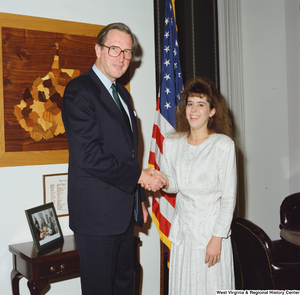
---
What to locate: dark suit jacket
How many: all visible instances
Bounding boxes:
[61,67,145,236]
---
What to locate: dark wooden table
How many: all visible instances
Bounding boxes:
[9,235,141,295]
[9,235,80,295]
[280,224,300,248]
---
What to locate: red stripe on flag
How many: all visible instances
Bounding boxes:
[163,193,176,208]
[152,124,165,154]
[156,96,160,111]
[148,150,161,170]
[148,151,156,167]
[152,198,171,238]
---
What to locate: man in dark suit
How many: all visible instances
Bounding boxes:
[61,23,165,295]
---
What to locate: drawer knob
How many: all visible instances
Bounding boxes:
[50,264,65,273]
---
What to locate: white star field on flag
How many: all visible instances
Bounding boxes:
[159,1,183,127]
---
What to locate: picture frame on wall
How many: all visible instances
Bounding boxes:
[0,12,105,167]
[43,173,68,217]
[25,202,64,253]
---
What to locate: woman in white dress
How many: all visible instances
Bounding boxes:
[156,76,237,295]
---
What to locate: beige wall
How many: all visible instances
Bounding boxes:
[241,0,300,239]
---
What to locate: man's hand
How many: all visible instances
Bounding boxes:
[138,167,166,192]
[141,202,148,223]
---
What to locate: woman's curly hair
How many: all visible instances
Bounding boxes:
[175,76,233,139]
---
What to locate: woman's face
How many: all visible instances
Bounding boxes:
[185,95,215,132]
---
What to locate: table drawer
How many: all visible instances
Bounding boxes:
[39,258,80,278]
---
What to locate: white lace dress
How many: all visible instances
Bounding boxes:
[162,133,237,295]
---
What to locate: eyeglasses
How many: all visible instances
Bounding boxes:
[100,44,135,60]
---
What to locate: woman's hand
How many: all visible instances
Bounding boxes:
[139,167,166,191]
[205,236,223,267]
[153,170,169,190]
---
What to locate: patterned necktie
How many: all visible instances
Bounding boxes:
[111,83,132,135]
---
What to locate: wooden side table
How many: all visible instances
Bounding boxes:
[9,235,80,295]
[9,235,141,295]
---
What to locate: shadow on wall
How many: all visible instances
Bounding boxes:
[228,106,246,219]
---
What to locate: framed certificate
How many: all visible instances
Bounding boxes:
[43,173,68,217]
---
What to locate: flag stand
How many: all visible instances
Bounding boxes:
[160,240,165,295]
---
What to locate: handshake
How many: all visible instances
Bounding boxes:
[138,167,169,192]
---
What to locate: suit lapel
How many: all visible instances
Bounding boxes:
[116,83,139,149]
[87,69,135,149]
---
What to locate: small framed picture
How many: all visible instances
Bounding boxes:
[43,173,68,217]
[25,202,64,253]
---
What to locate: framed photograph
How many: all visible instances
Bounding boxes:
[25,202,64,253]
[43,173,68,217]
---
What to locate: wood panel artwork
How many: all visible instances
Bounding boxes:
[0,13,104,166]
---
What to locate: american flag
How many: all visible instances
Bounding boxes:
[149,0,183,250]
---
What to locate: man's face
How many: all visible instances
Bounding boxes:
[95,29,132,82]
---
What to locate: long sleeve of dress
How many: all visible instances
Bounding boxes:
[212,139,237,238]
[161,138,179,194]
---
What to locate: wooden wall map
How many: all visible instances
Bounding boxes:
[0,13,104,166]
[12,42,72,143]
